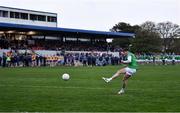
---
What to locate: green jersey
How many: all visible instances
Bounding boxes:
[127,52,138,69]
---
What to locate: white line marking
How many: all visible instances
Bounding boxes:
[0,84,179,92]
[0,84,107,90]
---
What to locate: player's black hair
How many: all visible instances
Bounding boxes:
[122,44,132,51]
[122,47,129,51]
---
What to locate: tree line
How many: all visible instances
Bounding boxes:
[110,21,180,54]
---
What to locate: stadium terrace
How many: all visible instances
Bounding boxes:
[0,6,135,67]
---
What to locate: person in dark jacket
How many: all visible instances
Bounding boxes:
[2,52,7,67]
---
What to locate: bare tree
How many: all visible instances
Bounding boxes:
[176,28,180,38]
[156,21,179,52]
[141,21,156,32]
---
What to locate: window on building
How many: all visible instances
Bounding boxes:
[3,11,8,17]
[30,14,38,21]
[47,16,57,22]
[10,11,15,18]
[37,15,46,21]
[0,10,2,17]
[10,11,28,20]
[20,13,28,20]
[30,14,47,21]
[15,12,20,19]
[0,10,8,17]
[10,12,20,19]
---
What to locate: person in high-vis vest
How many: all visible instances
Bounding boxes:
[102,48,138,95]
[6,55,11,67]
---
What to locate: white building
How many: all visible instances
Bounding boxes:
[0,6,57,27]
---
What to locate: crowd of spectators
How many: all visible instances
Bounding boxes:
[0,49,121,68]
[1,49,179,68]
[64,52,120,67]
[0,50,46,67]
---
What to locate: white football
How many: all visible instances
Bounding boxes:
[62,73,70,80]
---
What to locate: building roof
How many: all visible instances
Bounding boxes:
[0,22,135,38]
[0,6,57,15]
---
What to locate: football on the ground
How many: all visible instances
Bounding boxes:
[62,73,70,80]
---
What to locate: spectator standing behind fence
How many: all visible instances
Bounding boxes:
[43,56,46,66]
[153,55,156,65]
[172,53,175,65]
[6,55,11,67]
[162,55,165,65]
[36,55,39,66]
[0,56,2,67]
[2,52,6,67]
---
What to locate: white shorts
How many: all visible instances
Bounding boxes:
[125,67,136,76]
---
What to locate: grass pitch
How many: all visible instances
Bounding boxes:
[0,65,180,112]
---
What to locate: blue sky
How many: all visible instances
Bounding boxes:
[0,0,179,31]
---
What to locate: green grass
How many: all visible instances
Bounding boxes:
[0,65,180,112]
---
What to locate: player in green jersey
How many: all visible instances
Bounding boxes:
[102,48,138,95]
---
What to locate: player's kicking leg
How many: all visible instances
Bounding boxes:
[102,67,126,83]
